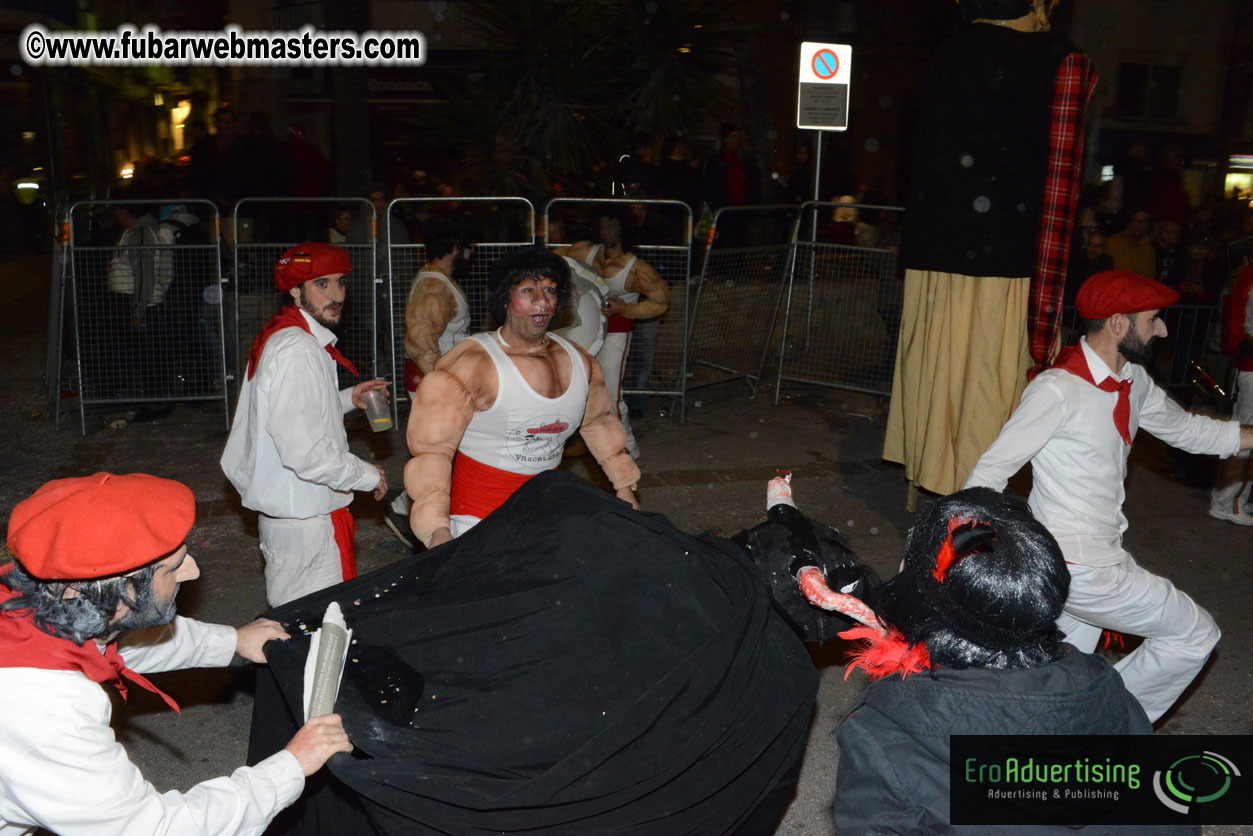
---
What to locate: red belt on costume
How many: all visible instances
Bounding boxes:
[449,451,534,520]
[607,314,634,334]
[403,359,424,397]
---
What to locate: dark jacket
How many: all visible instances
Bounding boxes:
[835,648,1197,835]
[701,149,763,210]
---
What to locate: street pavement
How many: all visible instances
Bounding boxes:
[3,254,1250,835]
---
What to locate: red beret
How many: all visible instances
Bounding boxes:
[274,242,352,293]
[7,473,195,580]
[1075,269,1180,320]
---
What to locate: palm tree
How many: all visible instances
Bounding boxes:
[432,0,743,199]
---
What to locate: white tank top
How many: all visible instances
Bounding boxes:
[458,331,587,474]
[585,244,639,304]
[552,256,608,356]
[409,269,469,354]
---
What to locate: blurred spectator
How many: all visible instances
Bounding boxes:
[618,133,658,198]
[657,136,701,214]
[1170,237,1224,304]
[1105,209,1155,278]
[285,123,332,201]
[1064,229,1112,307]
[349,181,410,281]
[187,106,241,211]
[781,143,814,206]
[236,112,295,199]
[1152,220,1183,284]
[326,206,353,244]
[1149,144,1191,227]
[1225,210,1253,276]
[1211,264,1253,524]
[701,123,762,212]
[284,123,332,240]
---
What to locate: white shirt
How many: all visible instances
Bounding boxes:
[553,256,609,356]
[0,617,304,836]
[221,309,379,519]
[966,337,1240,561]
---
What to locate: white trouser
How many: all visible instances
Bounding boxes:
[1055,543,1220,723]
[595,331,640,459]
[1211,370,1253,511]
[258,514,344,607]
[449,514,479,538]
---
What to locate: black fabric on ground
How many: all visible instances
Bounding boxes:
[250,470,818,835]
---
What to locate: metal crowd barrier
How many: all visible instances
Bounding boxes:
[685,204,801,404]
[773,202,905,402]
[385,197,537,420]
[232,198,378,394]
[60,198,228,434]
[543,197,693,420]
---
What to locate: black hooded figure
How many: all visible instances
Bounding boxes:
[833,488,1196,835]
[249,471,820,836]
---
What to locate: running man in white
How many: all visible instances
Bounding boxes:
[385,216,476,547]
[965,269,1253,723]
[558,208,668,459]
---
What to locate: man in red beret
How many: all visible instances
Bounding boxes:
[0,472,353,834]
[221,242,390,606]
[965,269,1253,723]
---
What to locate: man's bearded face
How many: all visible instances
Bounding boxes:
[110,547,197,635]
[1117,314,1159,366]
[295,274,347,330]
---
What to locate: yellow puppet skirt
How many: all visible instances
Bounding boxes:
[883,269,1032,496]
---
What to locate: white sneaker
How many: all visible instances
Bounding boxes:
[1208,502,1253,526]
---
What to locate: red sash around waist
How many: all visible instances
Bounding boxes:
[449,452,534,520]
[330,507,357,580]
[403,359,424,397]
[607,313,635,333]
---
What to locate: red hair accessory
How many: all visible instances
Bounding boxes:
[840,625,931,681]
[932,517,997,582]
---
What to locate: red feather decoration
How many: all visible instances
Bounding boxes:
[840,624,931,681]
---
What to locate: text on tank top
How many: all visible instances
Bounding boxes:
[458,332,588,474]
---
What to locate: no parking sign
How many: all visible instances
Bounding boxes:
[797,41,851,131]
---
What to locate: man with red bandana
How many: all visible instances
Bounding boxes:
[0,473,352,835]
[966,269,1253,722]
[404,247,640,549]
[222,242,389,606]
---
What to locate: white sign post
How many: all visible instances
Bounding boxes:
[796,42,851,131]
[795,41,852,212]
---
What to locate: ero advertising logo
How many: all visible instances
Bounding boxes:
[951,735,1251,826]
[1153,750,1241,814]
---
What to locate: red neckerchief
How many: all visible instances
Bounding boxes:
[246,306,359,381]
[1051,343,1133,446]
[0,583,180,712]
